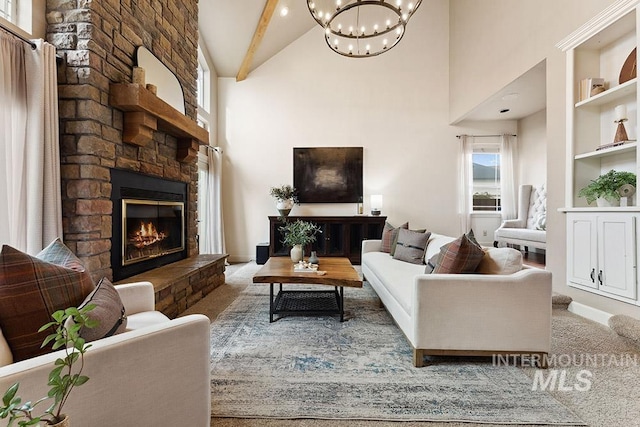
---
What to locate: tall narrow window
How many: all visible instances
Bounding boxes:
[197,60,205,110]
[472,143,501,212]
[0,0,15,21]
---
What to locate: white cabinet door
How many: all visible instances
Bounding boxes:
[567,214,598,289]
[597,215,637,299]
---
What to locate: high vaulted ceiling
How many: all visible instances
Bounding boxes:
[197,1,546,121]
[198,0,316,79]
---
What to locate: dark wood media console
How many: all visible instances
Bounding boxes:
[268,215,387,264]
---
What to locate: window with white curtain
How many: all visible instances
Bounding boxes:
[472,141,501,212]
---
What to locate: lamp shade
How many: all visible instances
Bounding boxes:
[370,194,383,215]
[615,104,628,121]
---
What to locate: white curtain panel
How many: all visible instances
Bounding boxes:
[458,135,473,233]
[0,35,61,253]
[500,134,518,220]
[200,148,226,255]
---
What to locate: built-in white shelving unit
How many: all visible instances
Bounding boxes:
[558,0,640,306]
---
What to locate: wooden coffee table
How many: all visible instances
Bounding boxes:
[252,257,362,322]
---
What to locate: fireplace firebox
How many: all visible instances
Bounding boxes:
[111,169,188,281]
[122,199,184,265]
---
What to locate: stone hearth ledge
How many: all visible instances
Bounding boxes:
[116,254,228,318]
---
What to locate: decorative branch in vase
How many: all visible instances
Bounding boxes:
[279,220,322,263]
[269,185,299,218]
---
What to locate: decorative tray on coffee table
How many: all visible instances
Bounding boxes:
[293,261,325,275]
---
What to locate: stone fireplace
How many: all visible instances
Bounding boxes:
[110,169,188,282]
[46,0,226,317]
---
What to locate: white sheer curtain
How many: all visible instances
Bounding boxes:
[199,147,226,255]
[458,135,474,233]
[500,134,518,220]
[0,35,61,253]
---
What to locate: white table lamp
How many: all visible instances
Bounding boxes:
[370,195,383,216]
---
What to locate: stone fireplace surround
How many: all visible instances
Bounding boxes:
[46,0,225,317]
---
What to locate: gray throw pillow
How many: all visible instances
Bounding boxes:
[424,253,439,273]
[393,229,431,264]
[72,277,128,342]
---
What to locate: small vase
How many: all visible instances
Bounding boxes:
[276,199,294,217]
[290,244,303,263]
[50,414,70,427]
[308,250,319,264]
[596,197,620,207]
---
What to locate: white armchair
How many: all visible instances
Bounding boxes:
[494,184,546,252]
[0,282,211,426]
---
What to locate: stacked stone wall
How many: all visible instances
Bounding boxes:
[46,0,200,283]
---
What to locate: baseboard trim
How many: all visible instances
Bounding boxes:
[568,301,613,326]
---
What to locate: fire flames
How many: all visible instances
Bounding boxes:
[129,221,168,249]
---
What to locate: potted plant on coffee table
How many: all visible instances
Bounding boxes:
[577,169,636,207]
[279,219,322,263]
[269,185,298,217]
[0,305,97,427]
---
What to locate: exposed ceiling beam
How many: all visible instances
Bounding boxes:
[236,0,279,82]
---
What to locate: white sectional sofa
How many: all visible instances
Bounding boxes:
[362,233,552,367]
[0,282,212,426]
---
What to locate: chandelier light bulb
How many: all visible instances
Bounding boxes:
[397,0,402,8]
[348,44,354,54]
[402,13,408,21]
[386,19,391,28]
[325,12,331,21]
[309,2,315,10]
[408,2,414,10]
[361,26,366,34]
[366,44,371,54]
[349,25,354,35]
[318,10,323,18]
[383,39,388,48]
[373,24,379,33]
[337,23,342,32]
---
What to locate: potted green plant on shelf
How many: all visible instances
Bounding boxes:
[279,219,322,263]
[578,169,637,207]
[270,185,298,217]
[0,305,97,427]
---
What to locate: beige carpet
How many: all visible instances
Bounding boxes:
[183,262,640,427]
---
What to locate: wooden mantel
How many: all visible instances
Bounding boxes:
[109,83,209,162]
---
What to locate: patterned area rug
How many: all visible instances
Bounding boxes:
[210,279,584,424]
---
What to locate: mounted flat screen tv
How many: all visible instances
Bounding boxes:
[294,147,363,203]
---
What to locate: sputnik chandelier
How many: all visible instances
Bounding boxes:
[307,0,422,58]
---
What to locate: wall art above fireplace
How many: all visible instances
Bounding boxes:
[111,169,188,281]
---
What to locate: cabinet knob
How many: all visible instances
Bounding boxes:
[590,268,595,283]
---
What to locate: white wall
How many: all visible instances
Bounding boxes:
[218,0,486,262]
[451,0,640,318]
[518,109,547,186]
